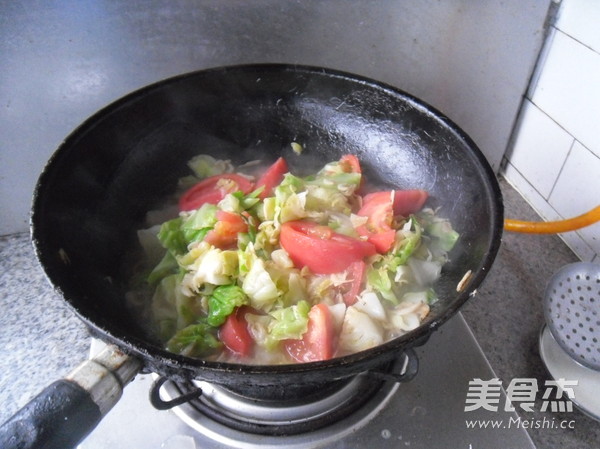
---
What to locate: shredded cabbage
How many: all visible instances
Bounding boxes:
[187,154,233,178]
[207,285,248,326]
[166,322,222,357]
[180,243,238,293]
[241,244,280,310]
[339,307,384,353]
[268,300,310,341]
[129,154,459,364]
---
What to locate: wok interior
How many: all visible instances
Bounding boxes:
[33,65,502,375]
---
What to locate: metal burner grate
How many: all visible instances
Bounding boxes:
[176,371,386,435]
[155,355,412,446]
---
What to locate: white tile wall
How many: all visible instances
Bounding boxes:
[558,0,600,54]
[507,100,573,198]
[532,30,600,158]
[550,141,600,258]
[503,0,600,262]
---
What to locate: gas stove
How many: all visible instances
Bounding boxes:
[79,314,535,449]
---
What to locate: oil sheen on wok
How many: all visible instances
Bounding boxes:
[126,152,459,365]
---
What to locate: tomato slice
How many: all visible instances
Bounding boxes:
[365,229,396,254]
[356,191,395,253]
[280,221,376,274]
[219,307,253,357]
[179,174,254,211]
[339,154,364,193]
[255,157,288,199]
[339,154,361,173]
[341,260,366,306]
[284,304,334,363]
[358,191,394,232]
[356,189,428,253]
[392,189,429,217]
[204,210,248,249]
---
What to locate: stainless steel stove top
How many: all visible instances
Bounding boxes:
[79,313,535,449]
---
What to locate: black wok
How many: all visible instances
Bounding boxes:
[1,64,503,448]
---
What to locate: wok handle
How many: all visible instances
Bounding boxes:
[0,345,141,449]
[0,379,102,449]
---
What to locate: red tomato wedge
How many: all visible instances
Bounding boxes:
[179,174,254,211]
[219,307,253,357]
[356,191,395,253]
[341,260,366,306]
[255,157,288,199]
[356,189,429,253]
[339,154,363,192]
[392,189,429,217]
[280,221,376,274]
[204,210,248,249]
[358,191,394,231]
[284,304,334,363]
[367,230,396,253]
[339,154,361,173]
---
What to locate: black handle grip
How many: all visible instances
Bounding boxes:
[0,379,101,449]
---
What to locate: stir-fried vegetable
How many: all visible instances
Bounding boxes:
[128,154,459,364]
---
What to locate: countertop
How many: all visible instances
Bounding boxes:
[1,177,598,448]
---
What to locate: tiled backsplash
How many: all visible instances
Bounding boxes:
[503,0,600,262]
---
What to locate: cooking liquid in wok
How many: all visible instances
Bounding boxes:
[125,153,459,365]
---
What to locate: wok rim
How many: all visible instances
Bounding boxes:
[31,63,504,378]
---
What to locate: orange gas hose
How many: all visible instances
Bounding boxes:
[504,205,600,234]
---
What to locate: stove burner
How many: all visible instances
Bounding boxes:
[155,353,413,446]
[177,371,386,435]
